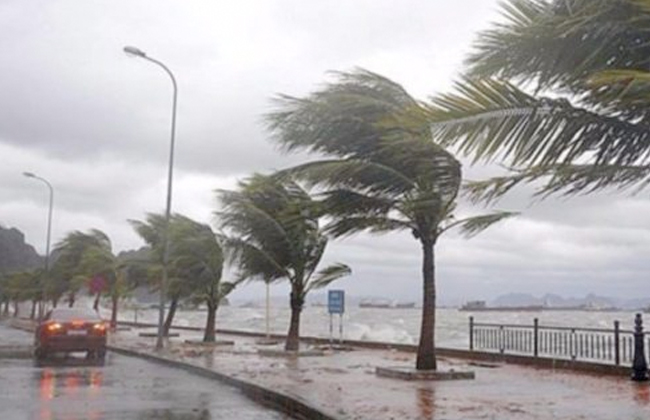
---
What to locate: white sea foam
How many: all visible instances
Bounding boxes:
[114,305,642,348]
[346,322,415,344]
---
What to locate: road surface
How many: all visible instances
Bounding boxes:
[0,323,288,420]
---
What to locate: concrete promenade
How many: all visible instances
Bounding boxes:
[109,326,650,420]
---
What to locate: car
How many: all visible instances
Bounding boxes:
[34,308,108,362]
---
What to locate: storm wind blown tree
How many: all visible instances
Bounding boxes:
[425,0,650,201]
[168,216,234,343]
[53,229,135,327]
[52,230,112,308]
[76,235,136,328]
[217,174,352,351]
[267,70,515,370]
[130,214,197,335]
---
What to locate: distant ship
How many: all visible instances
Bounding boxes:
[459,300,544,312]
[459,300,619,312]
[359,299,391,309]
[359,299,416,309]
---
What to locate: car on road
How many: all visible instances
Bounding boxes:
[34,308,107,361]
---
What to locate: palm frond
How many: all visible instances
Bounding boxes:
[275,159,416,194]
[306,263,352,292]
[467,0,650,90]
[464,163,650,203]
[319,189,396,216]
[427,77,650,167]
[441,211,518,238]
[266,69,422,159]
[325,216,412,238]
[221,236,289,282]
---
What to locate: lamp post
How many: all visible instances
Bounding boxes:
[23,172,53,319]
[123,46,178,351]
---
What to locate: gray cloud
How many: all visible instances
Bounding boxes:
[1,0,648,303]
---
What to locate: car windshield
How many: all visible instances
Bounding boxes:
[49,309,101,321]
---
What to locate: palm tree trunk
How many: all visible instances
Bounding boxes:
[67,292,75,308]
[30,300,37,319]
[110,294,119,330]
[285,287,304,351]
[12,301,19,318]
[93,293,101,311]
[203,301,217,342]
[163,297,178,336]
[265,281,271,339]
[416,238,437,370]
[2,300,9,316]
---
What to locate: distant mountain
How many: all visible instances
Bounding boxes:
[491,293,542,307]
[0,225,43,273]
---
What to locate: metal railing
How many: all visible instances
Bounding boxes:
[469,316,650,366]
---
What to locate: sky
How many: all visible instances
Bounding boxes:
[1,0,649,305]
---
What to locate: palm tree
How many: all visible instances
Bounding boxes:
[4,271,34,317]
[53,229,133,327]
[266,70,515,370]
[130,214,194,335]
[52,230,112,308]
[76,235,135,328]
[217,174,352,351]
[222,233,283,341]
[425,0,650,201]
[167,215,235,343]
[0,272,8,316]
[130,213,232,339]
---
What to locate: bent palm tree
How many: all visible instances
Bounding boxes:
[52,230,112,308]
[267,70,515,370]
[217,174,351,351]
[426,0,650,200]
[130,214,197,335]
[169,216,234,343]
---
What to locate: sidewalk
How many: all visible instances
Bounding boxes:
[110,326,650,420]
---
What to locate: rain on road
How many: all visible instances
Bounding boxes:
[0,324,288,420]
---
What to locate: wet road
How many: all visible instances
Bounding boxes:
[0,324,288,420]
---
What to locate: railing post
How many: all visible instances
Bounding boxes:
[499,325,505,354]
[533,318,539,358]
[614,320,620,366]
[469,316,474,351]
[631,313,649,382]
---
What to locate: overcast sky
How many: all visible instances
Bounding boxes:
[2,0,649,304]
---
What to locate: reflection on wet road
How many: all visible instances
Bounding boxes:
[1,354,288,420]
[0,326,287,420]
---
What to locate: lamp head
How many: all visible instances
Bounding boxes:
[123,46,146,58]
[23,172,36,178]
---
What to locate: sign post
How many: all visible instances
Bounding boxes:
[328,290,345,347]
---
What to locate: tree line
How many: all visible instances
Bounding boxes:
[3,0,645,371]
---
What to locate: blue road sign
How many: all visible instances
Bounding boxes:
[328,290,345,314]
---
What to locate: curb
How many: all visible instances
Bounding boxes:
[107,344,338,420]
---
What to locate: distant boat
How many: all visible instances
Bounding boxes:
[459,300,619,312]
[358,299,416,309]
[359,299,391,309]
[394,302,416,309]
[459,300,544,312]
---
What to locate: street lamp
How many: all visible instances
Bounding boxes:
[123,46,178,350]
[23,172,54,319]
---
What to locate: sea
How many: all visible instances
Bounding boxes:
[115,304,645,349]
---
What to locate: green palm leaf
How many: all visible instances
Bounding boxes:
[306,263,352,292]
